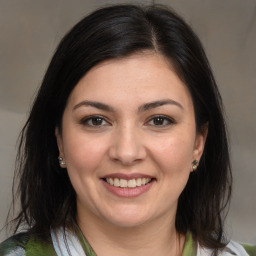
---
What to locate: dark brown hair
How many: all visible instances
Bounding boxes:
[9,4,231,254]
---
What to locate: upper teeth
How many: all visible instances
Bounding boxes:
[106,178,152,188]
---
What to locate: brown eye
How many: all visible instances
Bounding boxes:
[91,117,104,126]
[147,115,174,126]
[153,117,165,125]
[81,116,109,127]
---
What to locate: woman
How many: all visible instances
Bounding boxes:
[0,4,255,256]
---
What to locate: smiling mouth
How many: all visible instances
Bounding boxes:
[103,178,153,188]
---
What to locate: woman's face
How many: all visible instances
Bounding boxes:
[56,53,206,228]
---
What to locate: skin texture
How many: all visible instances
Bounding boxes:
[56,53,207,256]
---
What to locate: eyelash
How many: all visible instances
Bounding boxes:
[80,115,109,127]
[146,115,175,127]
[80,115,175,128]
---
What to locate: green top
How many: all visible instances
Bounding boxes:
[0,229,255,256]
[0,232,56,256]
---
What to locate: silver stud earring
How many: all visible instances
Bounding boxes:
[192,160,199,171]
[58,157,66,166]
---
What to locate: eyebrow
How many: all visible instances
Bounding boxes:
[73,100,115,112]
[138,99,184,112]
[73,99,183,112]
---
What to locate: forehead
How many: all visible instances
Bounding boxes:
[66,53,192,109]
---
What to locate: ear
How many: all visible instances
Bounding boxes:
[55,127,64,156]
[192,123,208,162]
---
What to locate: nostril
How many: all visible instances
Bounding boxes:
[108,146,146,165]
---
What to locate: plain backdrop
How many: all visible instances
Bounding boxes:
[0,0,255,244]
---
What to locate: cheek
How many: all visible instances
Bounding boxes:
[62,131,108,175]
[150,134,195,174]
[62,134,109,204]
[152,135,195,200]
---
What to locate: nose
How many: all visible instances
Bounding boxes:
[108,125,147,165]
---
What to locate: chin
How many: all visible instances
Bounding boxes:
[102,207,152,228]
[108,217,150,228]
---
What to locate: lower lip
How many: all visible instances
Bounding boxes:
[102,179,155,198]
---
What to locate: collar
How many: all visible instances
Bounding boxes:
[183,233,197,256]
[51,226,250,256]
[75,227,197,256]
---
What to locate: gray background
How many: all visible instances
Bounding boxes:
[0,0,255,244]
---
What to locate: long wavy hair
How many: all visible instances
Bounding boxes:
[8,4,231,254]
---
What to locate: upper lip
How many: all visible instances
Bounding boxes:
[101,173,155,180]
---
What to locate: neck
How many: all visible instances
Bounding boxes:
[77,212,185,256]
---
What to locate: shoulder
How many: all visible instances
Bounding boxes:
[0,232,28,255]
[197,240,256,256]
[226,240,256,256]
[241,242,256,256]
[0,232,57,256]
